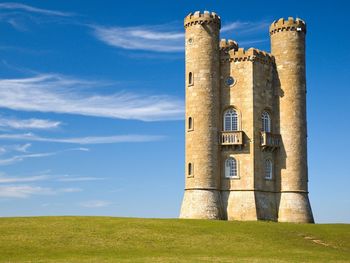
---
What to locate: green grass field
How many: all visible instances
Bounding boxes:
[0,217,349,262]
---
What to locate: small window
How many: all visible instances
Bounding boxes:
[188,163,193,176]
[188,117,193,130]
[225,76,235,86]
[225,157,238,178]
[188,72,193,86]
[261,111,271,132]
[224,108,239,131]
[265,159,273,180]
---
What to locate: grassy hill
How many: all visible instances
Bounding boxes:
[0,217,349,262]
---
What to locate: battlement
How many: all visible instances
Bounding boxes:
[220,39,239,52]
[184,11,221,29]
[270,17,306,35]
[221,47,274,64]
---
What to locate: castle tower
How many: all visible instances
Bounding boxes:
[179,11,223,219]
[270,18,314,223]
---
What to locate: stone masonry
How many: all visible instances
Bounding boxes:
[179,11,314,223]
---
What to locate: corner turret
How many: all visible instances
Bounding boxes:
[270,17,314,223]
[180,11,223,220]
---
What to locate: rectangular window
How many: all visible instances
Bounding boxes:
[188,117,193,131]
[188,163,193,176]
[188,72,193,86]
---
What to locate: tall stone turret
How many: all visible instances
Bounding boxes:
[180,11,223,219]
[270,18,314,223]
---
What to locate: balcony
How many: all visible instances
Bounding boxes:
[220,131,243,146]
[260,131,281,151]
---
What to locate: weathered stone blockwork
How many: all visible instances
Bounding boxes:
[180,12,314,223]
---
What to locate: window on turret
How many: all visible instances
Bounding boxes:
[265,159,273,180]
[188,163,193,176]
[188,117,193,130]
[188,72,193,86]
[225,157,238,178]
[261,111,271,132]
[224,108,239,131]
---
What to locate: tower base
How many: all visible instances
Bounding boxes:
[278,192,314,223]
[180,189,223,219]
[222,190,257,221]
[221,190,277,221]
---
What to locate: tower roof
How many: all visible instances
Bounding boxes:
[270,17,306,35]
[184,11,221,29]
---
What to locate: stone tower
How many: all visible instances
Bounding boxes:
[180,11,314,223]
[270,18,314,223]
[180,11,223,219]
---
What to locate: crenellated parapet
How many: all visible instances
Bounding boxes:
[270,17,306,35]
[220,39,239,52]
[184,11,221,29]
[221,48,274,65]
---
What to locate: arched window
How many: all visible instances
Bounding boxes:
[265,159,273,179]
[188,72,193,85]
[261,111,271,132]
[188,163,193,176]
[224,108,238,131]
[188,117,193,130]
[225,157,238,178]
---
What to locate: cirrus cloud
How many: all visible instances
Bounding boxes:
[0,74,184,121]
[0,2,73,17]
[0,117,61,130]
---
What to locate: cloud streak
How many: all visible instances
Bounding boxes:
[0,185,82,198]
[79,200,111,208]
[0,74,184,121]
[0,174,49,183]
[0,2,269,52]
[92,24,184,52]
[0,172,104,184]
[0,117,61,130]
[0,147,88,166]
[221,21,269,33]
[92,20,269,52]
[0,133,164,145]
[0,2,73,17]
[57,176,104,182]
[0,185,54,198]
[0,143,31,154]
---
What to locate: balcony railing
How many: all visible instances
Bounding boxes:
[260,131,281,150]
[221,131,243,146]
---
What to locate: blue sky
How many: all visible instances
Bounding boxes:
[0,0,349,223]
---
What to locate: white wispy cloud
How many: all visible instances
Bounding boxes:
[0,171,103,184]
[0,133,164,145]
[0,74,184,121]
[13,143,31,152]
[80,200,111,208]
[57,176,104,182]
[221,21,249,32]
[0,185,82,198]
[0,147,88,166]
[0,143,31,154]
[221,21,269,33]
[92,20,270,52]
[0,2,73,17]
[58,187,82,193]
[0,174,49,183]
[0,185,54,198]
[0,117,61,129]
[0,152,55,166]
[220,21,270,47]
[92,24,184,52]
